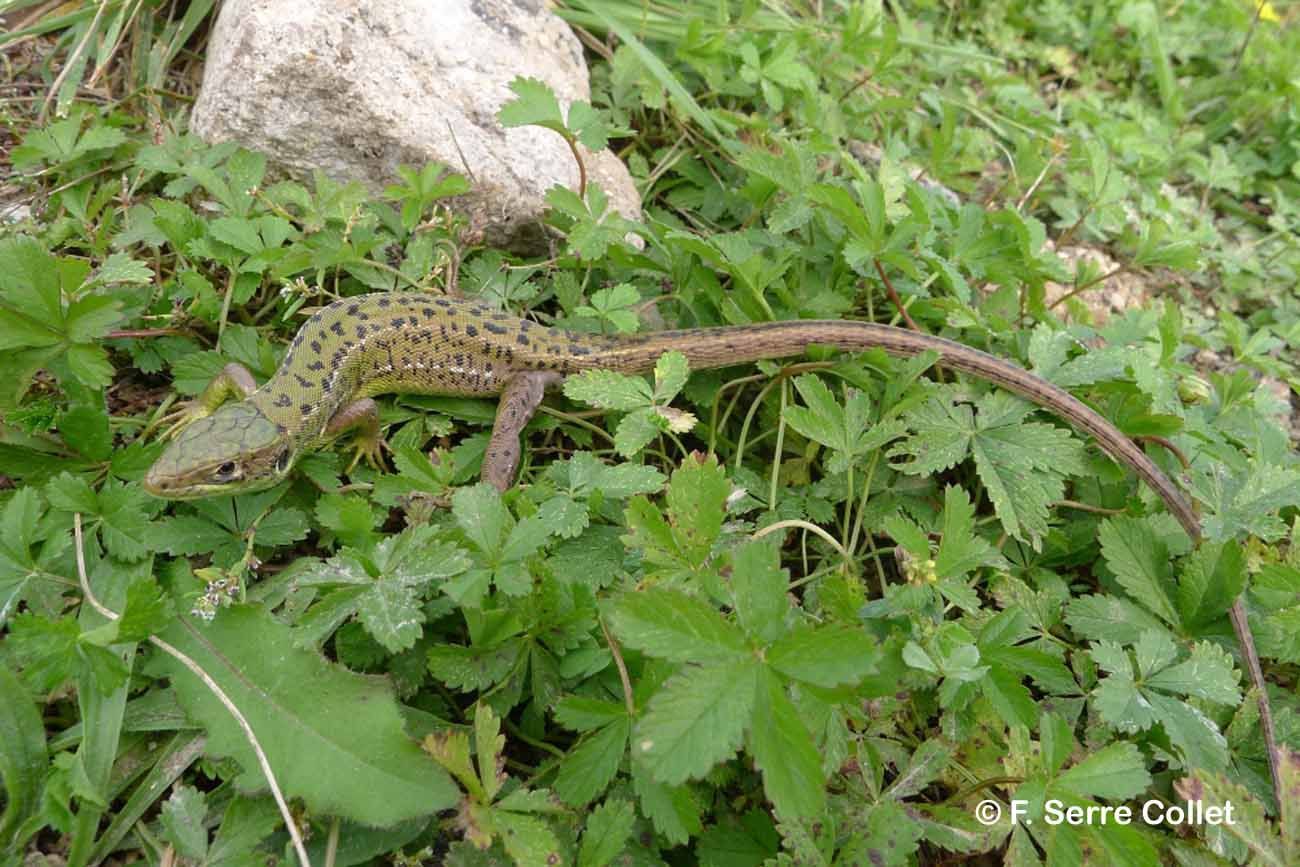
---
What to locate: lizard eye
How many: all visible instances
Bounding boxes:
[214,461,238,480]
[275,450,291,473]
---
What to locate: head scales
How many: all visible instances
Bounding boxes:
[144,403,292,499]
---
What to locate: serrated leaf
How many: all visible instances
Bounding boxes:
[935,484,1000,579]
[653,351,689,403]
[891,391,1087,545]
[578,797,635,867]
[453,484,511,556]
[635,659,760,785]
[748,668,824,820]
[497,76,567,132]
[1176,771,1282,865]
[564,369,652,411]
[1055,742,1151,800]
[428,641,521,692]
[1177,541,1246,631]
[490,808,562,867]
[1145,642,1241,705]
[160,785,209,860]
[1099,516,1178,626]
[731,536,789,646]
[767,624,878,688]
[613,407,663,458]
[357,581,423,653]
[0,662,47,846]
[885,739,952,801]
[1065,595,1168,644]
[556,719,630,807]
[606,588,748,664]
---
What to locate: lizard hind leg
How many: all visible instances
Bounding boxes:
[324,397,389,472]
[161,362,259,440]
[482,371,562,491]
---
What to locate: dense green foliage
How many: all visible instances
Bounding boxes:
[2,0,1299,864]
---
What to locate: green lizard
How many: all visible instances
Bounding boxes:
[145,291,1194,522]
[141,289,1281,804]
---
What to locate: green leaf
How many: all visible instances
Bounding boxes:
[58,404,112,461]
[1091,635,1236,771]
[767,624,878,688]
[934,484,1000,579]
[564,369,653,411]
[158,605,458,826]
[891,391,1087,545]
[606,588,748,664]
[1099,516,1178,626]
[653,351,689,403]
[357,581,422,654]
[731,536,789,646]
[453,483,511,556]
[556,718,630,807]
[884,739,951,801]
[1054,742,1151,800]
[784,374,902,473]
[1177,542,1245,631]
[115,578,173,642]
[1176,771,1283,865]
[160,785,209,860]
[748,668,824,820]
[427,641,521,692]
[46,474,155,562]
[635,659,760,785]
[489,807,562,867]
[612,407,662,458]
[498,77,567,134]
[1194,463,1300,542]
[578,798,635,867]
[0,663,47,846]
[1065,594,1168,644]
[1145,642,1241,705]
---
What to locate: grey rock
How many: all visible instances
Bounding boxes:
[191,0,641,251]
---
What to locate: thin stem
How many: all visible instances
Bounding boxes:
[752,520,849,562]
[768,378,789,511]
[599,615,636,719]
[873,259,920,332]
[1047,264,1127,312]
[40,0,110,121]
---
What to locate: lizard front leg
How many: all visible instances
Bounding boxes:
[482,371,562,491]
[162,362,259,438]
[324,397,387,471]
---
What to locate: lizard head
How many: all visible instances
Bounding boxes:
[144,402,294,499]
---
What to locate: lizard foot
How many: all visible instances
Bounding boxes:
[345,431,391,474]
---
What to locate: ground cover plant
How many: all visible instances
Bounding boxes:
[2,0,1300,864]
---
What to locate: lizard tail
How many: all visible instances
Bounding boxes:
[582,320,1202,540]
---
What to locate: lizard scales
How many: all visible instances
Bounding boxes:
[143,290,1198,539]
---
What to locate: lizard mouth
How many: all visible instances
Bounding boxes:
[142,464,204,499]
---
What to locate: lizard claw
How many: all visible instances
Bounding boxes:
[158,400,214,441]
[346,433,391,474]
